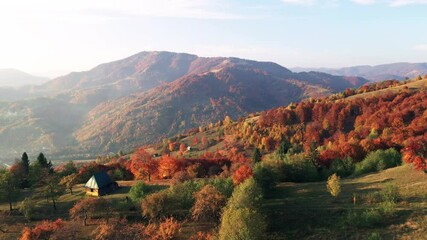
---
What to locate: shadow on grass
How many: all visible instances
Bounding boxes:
[263,177,419,240]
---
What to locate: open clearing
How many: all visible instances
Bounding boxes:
[263,164,427,240]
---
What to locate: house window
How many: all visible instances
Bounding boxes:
[91,189,94,192]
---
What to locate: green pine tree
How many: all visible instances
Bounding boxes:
[252,148,262,164]
[277,139,290,159]
[21,152,29,175]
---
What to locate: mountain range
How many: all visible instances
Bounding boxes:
[292,62,427,82]
[0,69,49,88]
[0,51,369,162]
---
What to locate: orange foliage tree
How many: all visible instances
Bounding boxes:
[169,142,176,152]
[130,148,158,181]
[92,218,181,240]
[20,219,64,240]
[158,156,180,179]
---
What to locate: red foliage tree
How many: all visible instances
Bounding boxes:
[179,143,187,153]
[232,165,253,185]
[201,136,208,148]
[130,148,158,181]
[402,135,427,172]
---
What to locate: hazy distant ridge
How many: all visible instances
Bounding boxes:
[0,69,50,88]
[292,62,427,82]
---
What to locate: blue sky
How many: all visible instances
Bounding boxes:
[0,0,426,77]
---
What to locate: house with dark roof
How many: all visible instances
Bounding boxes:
[84,171,118,196]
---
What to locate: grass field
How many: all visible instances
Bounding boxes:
[346,79,426,101]
[0,179,173,240]
[1,163,426,239]
[263,164,427,240]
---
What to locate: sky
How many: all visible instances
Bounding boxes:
[0,0,426,78]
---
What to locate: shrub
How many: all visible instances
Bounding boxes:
[283,154,320,182]
[189,231,213,240]
[262,154,286,181]
[186,163,205,178]
[368,232,382,240]
[157,217,181,240]
[141,191,174,220]
[70,198,111,226]
[142,179,232,220]
[326,173,341,198]
[253,163,277,193]
[50,221,79,240]
[205,177,234,198]
[346,209,382,228]
[129,182,167,203]
[20,218,65,240]
[112,168,125,181]
[380,184,399,203]
[329,157,354,177]
[354,148,401,176]
[168,180,205,210]
[171,171,191,184]
[20,197,36,220]
[364,192,382,205]
[92,218,180,240]
[129,181,150,202]
[362,209,383,227]
[378,201,397,217]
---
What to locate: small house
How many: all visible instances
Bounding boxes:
[84,171,118,196]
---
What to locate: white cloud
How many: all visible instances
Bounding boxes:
[351,0,427,6]
[0,0,243,20]
[351,0,376,5]
[413,44,427,51]
[389,0,427,6]
[281,0,316,5]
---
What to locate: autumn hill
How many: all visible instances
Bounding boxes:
[0,77,426,240]
[146,77,427,173]
[0,51,368,163]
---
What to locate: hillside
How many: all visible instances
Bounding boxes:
[1,75,426,240]
[73,59,366,153]
[292,62,427,82]
[0,69,49,88]
[0,52,368,162]
[149,77,427,168]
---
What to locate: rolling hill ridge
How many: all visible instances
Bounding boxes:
[0,51,368,162]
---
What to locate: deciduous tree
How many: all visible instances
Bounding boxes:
[232,165,253,185]
[60,173,78,194]
[0,169,20,211]
[130,148,158,181]
[191,185,226,221]
[326,173,341,198]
